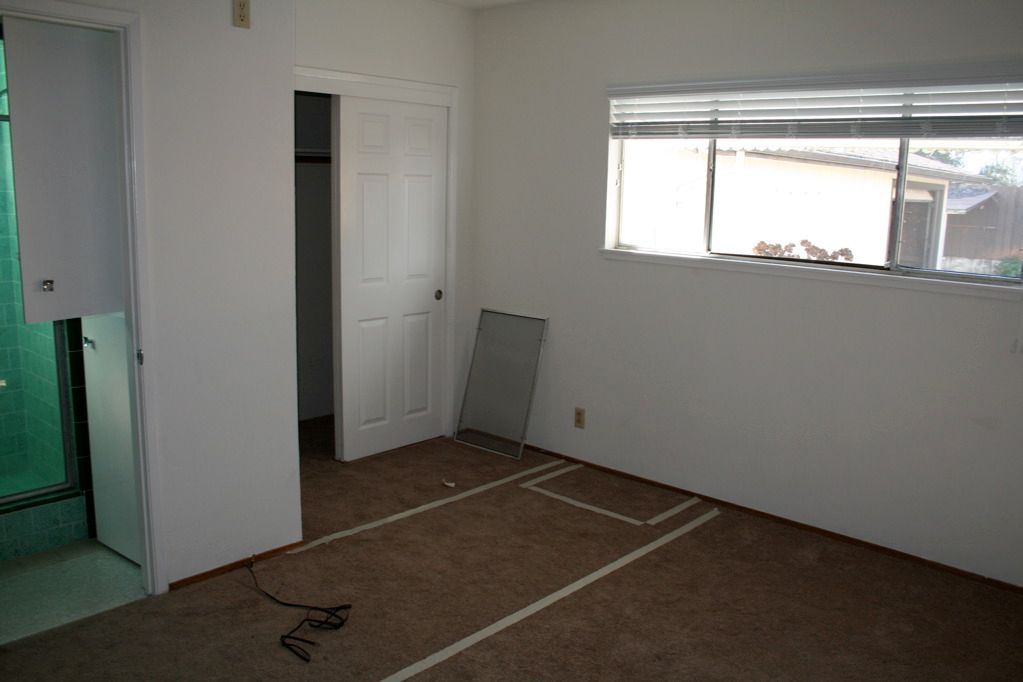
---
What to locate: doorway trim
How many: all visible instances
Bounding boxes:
[294,67,460,458]
[0,0,161,593]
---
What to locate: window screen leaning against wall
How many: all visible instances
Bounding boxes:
[607,72,1023,282]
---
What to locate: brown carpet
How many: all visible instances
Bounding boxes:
[0,418,1020,680]
[299,416,557,539]
[527,463,694,522]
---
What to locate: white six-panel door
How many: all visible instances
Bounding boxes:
[337,97,447,460]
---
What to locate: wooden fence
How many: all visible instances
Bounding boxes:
[944,186,1023,262]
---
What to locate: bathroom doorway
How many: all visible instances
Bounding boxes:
[0,13,148,644]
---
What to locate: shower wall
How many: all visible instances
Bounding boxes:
[0,123,87,560]
[0,42,88,561]
[21,320,63,485]
[0,124,64,499]
[0,121,25,485]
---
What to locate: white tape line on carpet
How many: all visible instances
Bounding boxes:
[518,464,582,488]
[525,485,645,526]
[520,463,700,529]
[291,460,564,554]
[380,507,721,682]
[646,496,702,525]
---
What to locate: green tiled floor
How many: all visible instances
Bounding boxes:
[0,539,145,645]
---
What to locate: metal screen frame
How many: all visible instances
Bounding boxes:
[454,309,548,460]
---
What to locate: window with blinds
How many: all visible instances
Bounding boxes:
[610,82,1023,139]
[607,75,1023,281]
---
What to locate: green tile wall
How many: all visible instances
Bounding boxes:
[0,122,63,494]
[21,322,63,486]
[0,121,27,489]
[0,37,84,559]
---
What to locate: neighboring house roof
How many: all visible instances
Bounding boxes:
[947,187,999,214]
[721,143,988,182]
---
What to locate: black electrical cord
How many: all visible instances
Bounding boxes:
[246,562,352,662]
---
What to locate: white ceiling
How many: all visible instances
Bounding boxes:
[434,0,531,9]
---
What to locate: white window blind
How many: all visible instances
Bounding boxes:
[610,81,1023,139]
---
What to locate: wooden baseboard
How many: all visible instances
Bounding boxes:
[526,443,1023,594]
[169,540,304,591]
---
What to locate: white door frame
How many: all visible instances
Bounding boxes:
[294,67,460,458]
[0,1,161,593]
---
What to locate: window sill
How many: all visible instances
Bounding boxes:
[599,248,1023,302]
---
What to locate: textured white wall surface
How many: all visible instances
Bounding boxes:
[48,0,1023,588]
[472,0,1023,585]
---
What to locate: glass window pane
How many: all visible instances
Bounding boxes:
[901,139,1023,278]
[0,39,7,117]
[0,120,71,502]
[618,139,708,254]
[711,139,899,266]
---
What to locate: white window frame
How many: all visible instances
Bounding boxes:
[604,63,1023,294]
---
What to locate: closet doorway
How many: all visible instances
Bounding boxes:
[294,85,450,470]
[294,92,336,463]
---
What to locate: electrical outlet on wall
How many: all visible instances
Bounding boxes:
[233,0,251,28]
[574,407,586,429]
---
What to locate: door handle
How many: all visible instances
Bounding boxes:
[434,289,443,301]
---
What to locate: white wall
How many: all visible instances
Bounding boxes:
[41,0,1017,589]
[296,0,478,424]
[60,0,474,586]
[474,0,1023,585]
